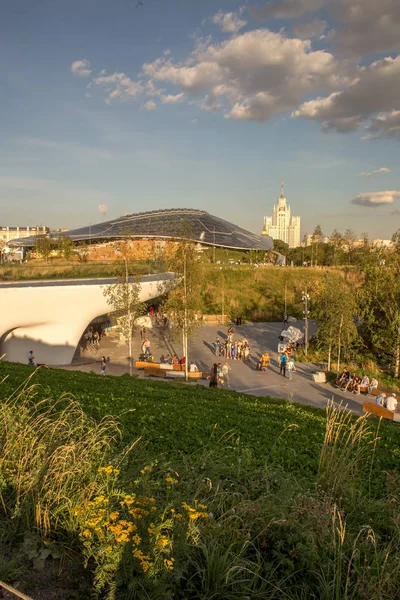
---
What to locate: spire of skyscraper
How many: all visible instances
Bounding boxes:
[280,182,284,198]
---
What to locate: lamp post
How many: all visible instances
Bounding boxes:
[302,288,310,357]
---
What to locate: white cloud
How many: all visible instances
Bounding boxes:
[363,111,400,140]
[160,93,185,104]
[212,10,247,33]
[351,191,400,207]
[142,29,349,122]
[92,71,143,103]
[359,168,392,177]
[71,59,92,77]
[293,56,400,132]
[332,0,400,57]
[293,19,327,40]
[250,0,326,20]
[98,204,108,215]
[144,99,157,111]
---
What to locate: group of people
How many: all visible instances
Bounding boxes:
[209,361,231,388]
[213,328,251,362]
[336,369,379,395]
[82,321,111,352]
[279,352,296,380]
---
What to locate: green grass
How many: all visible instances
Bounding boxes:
[1,362,399,493]
[2,362,400,599]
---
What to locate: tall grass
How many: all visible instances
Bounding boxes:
[0,380,120,537]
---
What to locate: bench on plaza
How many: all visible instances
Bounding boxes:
[202,314,229,324]
[363,401,400,422]
[144,366,167,378]
[312,371,326,383]
[135,361,160,370]
[144,366,204,380]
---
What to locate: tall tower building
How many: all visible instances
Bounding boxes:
[262,184,301,248]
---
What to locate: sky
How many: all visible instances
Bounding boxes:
[1,0,399,239]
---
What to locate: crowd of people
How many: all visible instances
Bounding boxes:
[213,327,251,362]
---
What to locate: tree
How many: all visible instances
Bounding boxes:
[344,228,357,265]
[312,225,323,266]
[358,265,400,377]
[314,275,358,371]
[163,225,203,381]
[34,235,54,262]
[273,239,289,256]
[76,243,89,263]
[103,239,144,376]
[59,235,75,260]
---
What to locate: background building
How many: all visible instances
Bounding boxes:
[0,226,49,245]
[261,184,301,248]
[8,208,273,258]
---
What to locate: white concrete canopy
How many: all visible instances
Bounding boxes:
[0,273,174,365]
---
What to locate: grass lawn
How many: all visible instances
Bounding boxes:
[1,361,400,599]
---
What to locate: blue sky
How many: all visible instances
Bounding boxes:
[1,0,399,239]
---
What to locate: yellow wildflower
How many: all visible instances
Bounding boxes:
[165,476,179,485]
[109,512,119,521]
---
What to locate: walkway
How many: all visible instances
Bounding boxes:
[62,320,367,414]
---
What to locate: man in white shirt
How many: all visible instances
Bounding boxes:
[386,394,398,411]
[368,378,378,395]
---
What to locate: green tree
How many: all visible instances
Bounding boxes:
[103,239,144,376]
[76,243,89,263]
[314,275,358,371]
[273,239,289,256]
[358,265,400,377]
[59,235,75,260]
[312,225,323,266]
[34,235,54,262]
[163,226,203,381]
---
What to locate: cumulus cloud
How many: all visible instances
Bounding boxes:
[250,0,326,20]
[98,204,108,215]
[331,0,400,57]
[142,29,349,122]
[363,111,400,140]
[359,168,392,177]
[212,10,247,33]
[293,56,400,133]
[160,93,185,104]
[293,19,327,39]
[92,71,143,103]
[71,59,92,77]
[144,99,157,110]
[351,191,400,207]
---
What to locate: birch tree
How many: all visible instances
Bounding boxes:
[163,226,203,381]
[103,239,144,376]
[314,276,358,371]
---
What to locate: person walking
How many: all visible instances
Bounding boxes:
[100,356,107,375]
[221,361,231,387]
[287,357,296,380]
[279,353,288,377]
[28,350,35,366]
[209,363,218,388]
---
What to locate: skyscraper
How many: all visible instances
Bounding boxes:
[261,184,301,248]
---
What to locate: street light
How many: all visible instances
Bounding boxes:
[302,288,310,357]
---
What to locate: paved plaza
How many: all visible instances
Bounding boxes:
[62,319,366,414]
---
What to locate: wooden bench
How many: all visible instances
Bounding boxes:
[143,367,167,378]
[144,366,204,380]
[201,315,229,324]
[135,361,161,370]
[363,401,400,422]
